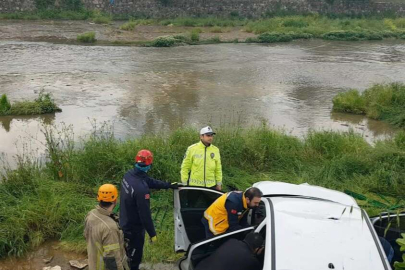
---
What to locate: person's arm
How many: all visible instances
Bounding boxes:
[215,150,222,189]
[135,190,157,238]
[180,147,193,185]
[225,200,243,232]
[144,175,171,189]
[101,229,125,270]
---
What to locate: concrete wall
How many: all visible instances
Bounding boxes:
[1,0,405,17]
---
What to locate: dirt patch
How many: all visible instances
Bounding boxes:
[0,20,255,44]
[0,241,177,270]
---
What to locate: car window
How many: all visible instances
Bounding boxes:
[251,201,267,226]
[180,189,221,208]
[374,214,405,266]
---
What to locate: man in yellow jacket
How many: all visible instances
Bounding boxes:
[84,184,129,270]
[181,126,222,190]
[202,187,263,238]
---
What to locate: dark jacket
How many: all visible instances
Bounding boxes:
[195,238,262,270]
[119,168,170,237]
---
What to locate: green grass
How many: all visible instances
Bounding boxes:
[333,83,405,128]
[77,31,96,43]
[0,92,61,116]
[243,15,405,41]
[92,15,111,25]
[120,21,137,31]
[0,123,404,260]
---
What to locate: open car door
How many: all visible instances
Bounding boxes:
[173,186,223,252]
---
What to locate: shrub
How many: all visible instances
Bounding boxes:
[77,32,96,43]
[209,36,221,43]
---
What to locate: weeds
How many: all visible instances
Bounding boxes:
[332,83,405,128]
[0,92,61,116]
[189,29,200,42]
[92,15,111,24]
[394,233,405,270]
[120,21,137,31]
[77,31,96,43]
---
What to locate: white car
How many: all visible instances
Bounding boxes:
[173,181,397,270]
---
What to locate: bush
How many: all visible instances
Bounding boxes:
[77,31,96,43]
[282,18,309,28]
[258,32,293,43]
[209,36,221,43]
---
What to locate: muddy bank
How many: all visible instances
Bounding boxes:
[0,241,176,270]
[0,20,255,43]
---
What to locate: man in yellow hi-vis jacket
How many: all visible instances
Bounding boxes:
[84,184,129,270]
[181,126,223,191]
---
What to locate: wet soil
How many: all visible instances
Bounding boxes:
[0,242,176,270]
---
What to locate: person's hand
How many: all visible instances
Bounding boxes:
[150,236,157,244]
[169,182,179,189]
[215,185,222,191]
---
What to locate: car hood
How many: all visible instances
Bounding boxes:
[270,197,388,270]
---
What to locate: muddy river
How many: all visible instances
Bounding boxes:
[1,39,405,164]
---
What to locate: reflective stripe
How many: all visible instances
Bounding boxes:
[204,211,218,235]
[103,243,120,253]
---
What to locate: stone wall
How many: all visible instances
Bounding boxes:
[0,0,35,12]
[1,0,405,17]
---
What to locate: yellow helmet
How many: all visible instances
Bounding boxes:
[97,184,118,202]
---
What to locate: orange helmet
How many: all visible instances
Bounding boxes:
[97,184,118,202]
[135,149,153,166]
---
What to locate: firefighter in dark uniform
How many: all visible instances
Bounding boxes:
[195,232,265,270]
[119,149,178,270]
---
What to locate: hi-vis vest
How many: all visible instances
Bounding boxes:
[204,192,247,235]
[180,141,222,187]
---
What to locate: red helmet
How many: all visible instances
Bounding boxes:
[135,149,153,166]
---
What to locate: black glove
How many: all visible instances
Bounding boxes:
[169,182,179,189]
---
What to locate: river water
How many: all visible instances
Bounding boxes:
[1,39,405,163]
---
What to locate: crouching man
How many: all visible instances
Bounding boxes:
[84,184,129,270]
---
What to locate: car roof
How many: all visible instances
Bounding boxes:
[253,181,358,206]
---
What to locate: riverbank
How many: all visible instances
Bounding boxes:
[0,125,404,262]
[1,16,405,45]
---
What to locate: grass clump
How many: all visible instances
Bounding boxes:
[0,92,61,116]
[189,29,200,42]
[77,31,96,43]
[332,83,405,128]
[120,21,137,31]
[258,32,293,43]
[0,94,11,114]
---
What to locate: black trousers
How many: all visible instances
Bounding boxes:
[124,227,145,270]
